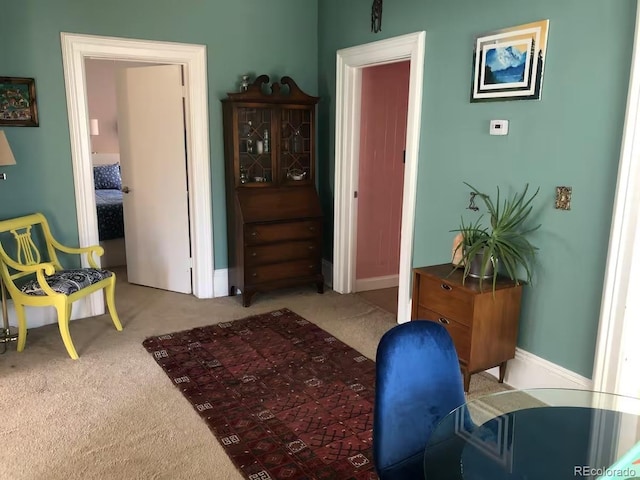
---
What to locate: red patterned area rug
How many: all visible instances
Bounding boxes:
[142,308,379,480]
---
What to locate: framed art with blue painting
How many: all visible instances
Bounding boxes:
[471,19,549,102]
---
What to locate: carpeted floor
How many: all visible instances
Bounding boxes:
[0,268,509,480]
[355,288,397,317]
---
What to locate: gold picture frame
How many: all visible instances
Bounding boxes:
[0,77,39,127]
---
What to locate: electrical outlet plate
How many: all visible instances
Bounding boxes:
[555,186,572,210]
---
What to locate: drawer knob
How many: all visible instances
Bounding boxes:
[251,232,257,237]
[251,252,257,257]
[441,283,452,291]
[308,245,314,250]
[308,226,315,231]
[438,317,450,325]
[309,264,314,269]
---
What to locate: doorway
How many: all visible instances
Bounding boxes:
[60,32,214,319]
[116,64,193,293]
[85,59,162,272]
[353,61,411,316]
[333,32,426,324]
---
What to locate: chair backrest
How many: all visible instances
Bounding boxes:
[373,320,466,477]
[0,213,62,284]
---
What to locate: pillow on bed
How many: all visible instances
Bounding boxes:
[93,163,121,190]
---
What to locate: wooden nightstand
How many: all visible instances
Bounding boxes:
[411,263,523,392]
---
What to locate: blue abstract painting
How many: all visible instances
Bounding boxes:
[471,20,549,102]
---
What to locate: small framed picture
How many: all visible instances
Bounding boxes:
[471,20,550,102]
[0,77,39,126]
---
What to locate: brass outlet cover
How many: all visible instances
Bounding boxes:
[555,186,572,210]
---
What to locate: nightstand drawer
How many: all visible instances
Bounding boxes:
[416,306,471,363]
[245,240,319,266]
[418,275,473,327]
[245,220,321,245]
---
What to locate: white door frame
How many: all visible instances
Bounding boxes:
[333,32,425,324]
[593,2,640,397]
[61,32,214,319]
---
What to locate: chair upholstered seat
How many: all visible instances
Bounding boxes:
[373,320,467,480]
[20,268,113,296]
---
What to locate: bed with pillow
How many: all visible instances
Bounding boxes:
[93,163,124,241]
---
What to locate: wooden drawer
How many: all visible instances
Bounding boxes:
[245,240,319,266]
[418,275,474,327]
[245,220,321,245]
[416,306,471,363]
[246,258,320,283]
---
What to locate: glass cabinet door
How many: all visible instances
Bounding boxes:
[237,107,272,186]
[280,107,313,184]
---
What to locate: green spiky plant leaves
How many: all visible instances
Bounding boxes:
[453,182,541,292]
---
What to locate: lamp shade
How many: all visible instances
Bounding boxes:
[90,118,100,136]
[0,131,16,166]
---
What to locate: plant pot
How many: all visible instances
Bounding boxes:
[467,250,496,279]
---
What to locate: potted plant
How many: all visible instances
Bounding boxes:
[453,182,541,291]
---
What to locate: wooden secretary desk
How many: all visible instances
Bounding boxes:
[222,75,324,307]
[411,263,523,392]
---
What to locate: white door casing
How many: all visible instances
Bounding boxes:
[116,64,192,294]
[593,2,640,397]
[333,32,426,324]
[60,32,213,318]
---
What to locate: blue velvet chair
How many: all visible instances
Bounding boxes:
[373,320,467,480]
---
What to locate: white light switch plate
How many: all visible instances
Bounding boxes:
[490,119,509,136]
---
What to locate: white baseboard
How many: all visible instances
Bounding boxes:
[484,348,593,390]
[213,268,229,298]
[0,269,232,330]
[1,294,99,330]
[355,274,399,292]
[322,259,333,289]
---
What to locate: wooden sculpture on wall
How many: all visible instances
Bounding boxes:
[371,0,383,33]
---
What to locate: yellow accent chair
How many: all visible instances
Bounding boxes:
[0,213,122,359]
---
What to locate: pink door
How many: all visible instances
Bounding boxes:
[355,61,410,287]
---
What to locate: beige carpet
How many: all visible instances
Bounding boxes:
[0,270,509,480]
[355,287,398,316]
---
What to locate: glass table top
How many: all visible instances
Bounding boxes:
[424,388,640,480]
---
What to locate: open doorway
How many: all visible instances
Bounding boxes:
[86,60,193,294]
[61,33,214,319]
[333,32,426,324]
[85,59,162,270]
[353,61,410,316]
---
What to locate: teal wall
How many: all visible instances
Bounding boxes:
[318,0,636,378]
[1,0,634,378]
[0,0,318,267]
